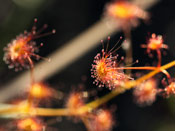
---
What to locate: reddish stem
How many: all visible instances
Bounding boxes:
[157,49,161,67]
[27,56,35,108]
[115,66,156,70]
[115,66,171,80]
[27,57,35,85]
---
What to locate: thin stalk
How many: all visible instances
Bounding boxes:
[157,49,161,67]
[115,66,156,70]
[31,108,70,116]
[115,66,171,80]
[27,56,35,108]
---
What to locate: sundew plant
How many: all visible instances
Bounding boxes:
[0,0,175,131]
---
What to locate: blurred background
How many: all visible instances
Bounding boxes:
[0,0,175,130]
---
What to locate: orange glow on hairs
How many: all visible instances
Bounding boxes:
[94,109,114,131]
[66,92,84,111]
[3,18,55,71]
[107,2,136,19]
[17,118,43,131]
[164,82,175,97]
[133,79,157,106]
[142,33,168,52]
[91,37,131,89]
[141,33,168,67]
[106,1,149,24]
[30,83,52,99]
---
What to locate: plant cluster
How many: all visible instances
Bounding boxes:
[0,1,174,131]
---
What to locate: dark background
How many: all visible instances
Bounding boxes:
[0,0,175,130]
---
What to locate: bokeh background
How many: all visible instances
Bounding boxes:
[0,0,175,130]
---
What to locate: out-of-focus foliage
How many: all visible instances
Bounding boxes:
[13,0,45,9]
